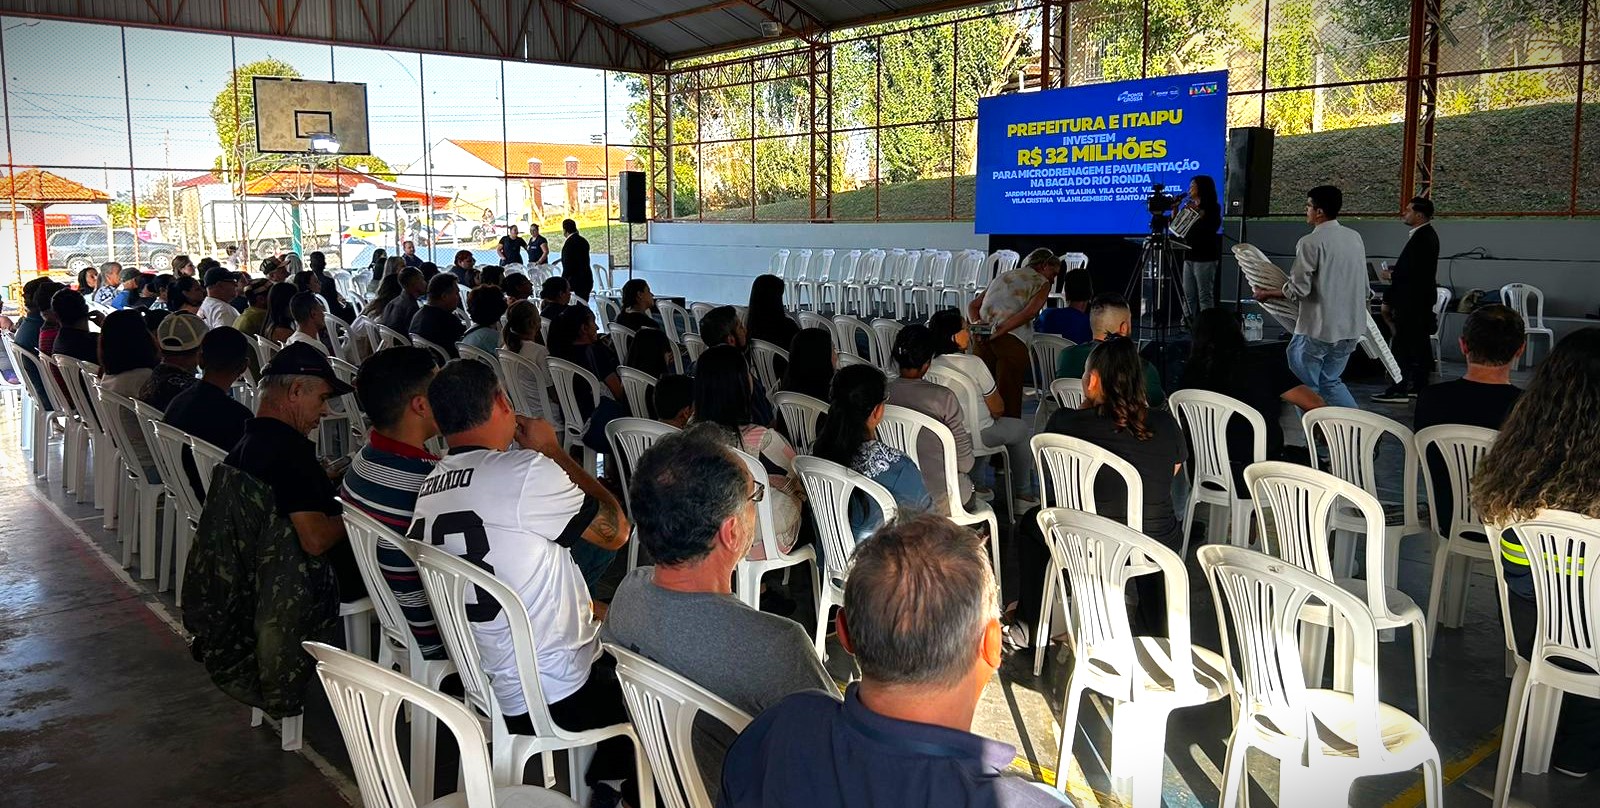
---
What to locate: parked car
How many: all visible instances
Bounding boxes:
[430,212,488,243]
[48,228,178,274]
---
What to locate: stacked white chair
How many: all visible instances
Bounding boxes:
[796,249,833,311]
[905,250,949,321]
[1430,286,1452,371]
[604,418,681,571]
[1168,389,1265,558]
[794,455,897,660]
[616,366,659,419]
[1490,510,1600,806]
[820,249,861,314]
[409,541,654,803]
[767,249,791,288]
[1499,282,1552,368]
[342,507,458,803]
[607,644,752,808]
[304,642,579,808]
[877,405,1000,587]
[1303,407,1425,587]
[843,249,884,316]
[1245,461,1430,726]
[731,448,819,612]
[786,249,812,310]
[941,249,986,309]
[1039,508,1229,807]
[1415,424,1498,654]
[1197,545,1443,808]
[772,392,827,456]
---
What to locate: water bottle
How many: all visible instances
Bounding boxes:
[1244,313,1264,342]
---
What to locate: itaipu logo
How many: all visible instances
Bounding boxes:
[1189,81,1220,96]
[1153,86,1180,99]
[1117,90,1144,103]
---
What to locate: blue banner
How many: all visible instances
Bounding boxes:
[974,71,1228,235]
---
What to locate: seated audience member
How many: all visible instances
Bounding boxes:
[501,300,556,424]
[409,360,637,801]
[886,324,974,511]
[602,425,836,802]
[284,292,330,356]
[1178,307,1324,480]
[1035,265,1093,344]
[409,274,467,358]
[125,272,161,310]
[625,327,675,381]
[265,282,298,344]
[340,347,445,661]
[654,374,695,429]
[14,277,51,352]
[225,342,366,603]
[1415,303,1525,432]
[50,288,100,363]
[549,304,626,454]
[462,284,507,354]
[502,271,534,305]
[477,264,505,289]
[778,327,835,401]
[381,268,427,335]
[700,304,774,426]
[260,256,286,284]
[928,309,1037,503]
[746,274,799,351]
[721,515,1069,807]
[364,273,404,319]
[448,249,476,288]
[615,278,658,333]
[1056,293,1167,407]
[99,309,162,481]
[540,276,573,319]
[814,364,932,539]
[109,267,141,310]
[1018,337,1186,640]
[233,278,273,337]
[199,267,241,328]
[167,275,205,315]
[1474,327,1600,778]
[141,313,207,410]
[164,326,253,500]
[694,344,803,562]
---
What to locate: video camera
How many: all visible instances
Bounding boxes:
[1146,183,1178,235]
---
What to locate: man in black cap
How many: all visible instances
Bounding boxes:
[164,326,254,501]
[199,266,241,329]
[224,341,367,601]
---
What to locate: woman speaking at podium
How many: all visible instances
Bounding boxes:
[1175,175,1223,315]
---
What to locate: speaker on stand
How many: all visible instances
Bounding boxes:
[1225,126,1274,310]
[618,170,647,282]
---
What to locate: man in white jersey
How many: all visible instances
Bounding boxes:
[407,359,635,803]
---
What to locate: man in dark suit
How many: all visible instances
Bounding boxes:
[1373,196,1440,403]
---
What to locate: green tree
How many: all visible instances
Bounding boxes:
[210,58,396,182]
[107,198,154,229]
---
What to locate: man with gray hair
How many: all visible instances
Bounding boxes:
[602,424,833,803]
[719,515,1068,807]
[94,261,122,306]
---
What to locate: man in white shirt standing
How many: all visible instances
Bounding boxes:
[407,360,636,805]
[198,266,241,328]
[1252,185,1368,409]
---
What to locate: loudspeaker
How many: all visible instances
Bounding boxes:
[1225,127,1274,218]
[618,171,647,224]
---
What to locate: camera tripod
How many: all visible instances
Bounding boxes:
[1123,229,1192,340]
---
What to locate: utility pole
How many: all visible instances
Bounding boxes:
[165,130,186,256]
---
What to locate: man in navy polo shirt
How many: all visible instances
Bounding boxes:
[719,515,1070,807]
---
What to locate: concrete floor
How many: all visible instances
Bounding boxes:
[0,361,1589,807]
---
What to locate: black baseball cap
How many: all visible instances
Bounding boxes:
[203,266,242,287]
[261,341,354,395]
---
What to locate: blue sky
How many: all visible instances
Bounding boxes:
[0,16,641,178]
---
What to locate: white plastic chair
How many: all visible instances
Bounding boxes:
[820,249,860,314]
[305,642,580,808]
[606,644,753,808]
[925,366,1012,519]
[604,418,680,572]
[681,334,707,366]
[149,421,200,601]
[458,342,510,390]
[876,405,1001,585]
[1415,424,1498,655]
[688,301,717,327]
[39,354,86,496]
[941,249,986,309]
[1169,389,1265,558]
[98,387,164,577]
[609,323,637,365]
[905,250,949,321]
[1197,545,1443,808]
[1303,407,1425,587]
[1049,377,1085,411]
[1038,508,1229,806]
[1245,461,1430,727]
[409,333,453,365]
[747,340,787,407]
[498,348,559,425]
[409,541,654,803]
[616,366,659,419]
[54,356,115,513]
[131,400,182,593]
[1430,287,1452,372]
[832,314,880,368]
[323,313,357,364]
[731,447,820,613]
[1499,283,1552,369]
[768,249,791,289]
[343,506,458,804]
[374,322,411,352]
[842,249,884,316]
[547,357,602,475]
[5,338,56,480]
[657,299,694,343]
[772,391,827,455]
[251,333,281,371]
[1028,333,1072,428]
[591,263,614,297]
[594,296,622,333]
[1490,510,1600,804]
[793,455,897,660]
[796,310,832,335]
[795,249,832,312]
[869,319,902,373]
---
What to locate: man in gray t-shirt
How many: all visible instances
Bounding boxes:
[601,424,835,800]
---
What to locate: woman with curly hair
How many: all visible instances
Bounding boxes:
[1473,327,1600,778]
[1010,336,1187,641]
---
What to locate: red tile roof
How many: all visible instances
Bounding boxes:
[0,169,111,203]
[445,139,639,178]
[178,169,448,205]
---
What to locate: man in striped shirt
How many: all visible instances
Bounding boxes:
[340,347,446,660]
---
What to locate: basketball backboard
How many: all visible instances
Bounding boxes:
[253,76,371,155]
